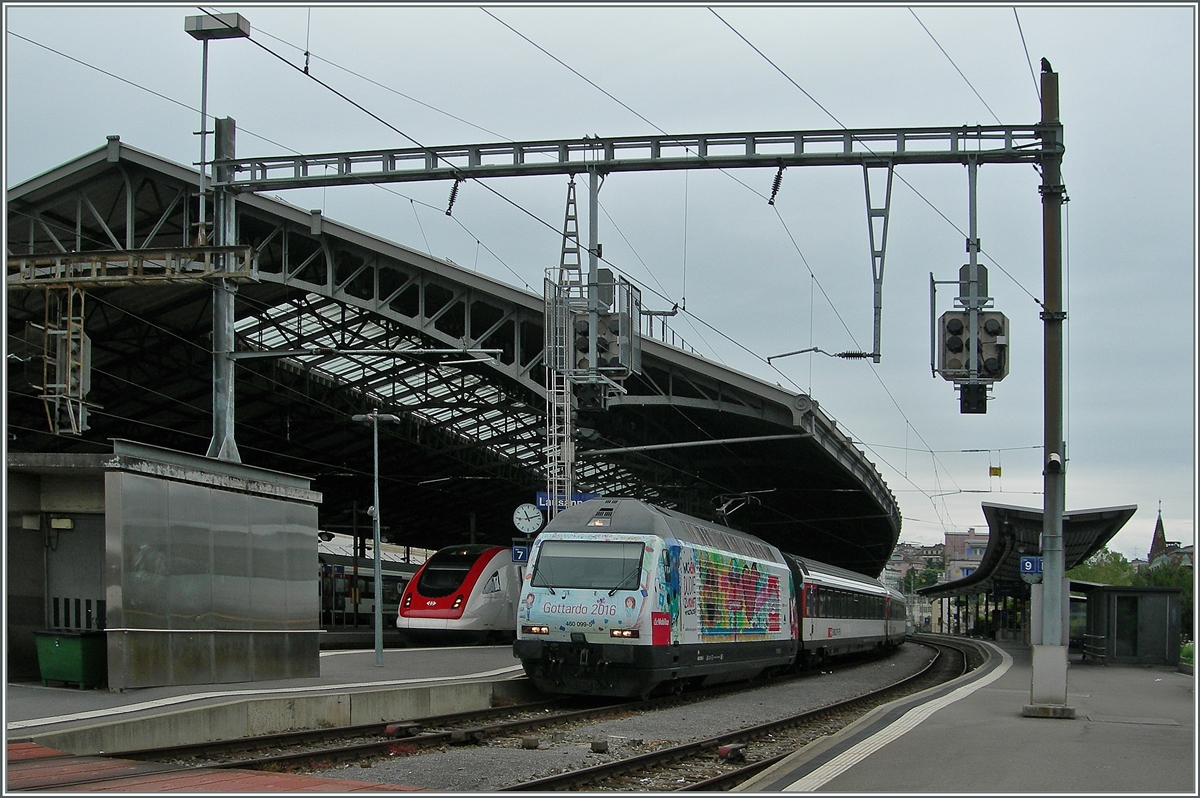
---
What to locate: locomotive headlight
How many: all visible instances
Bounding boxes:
[522,625,549,635]
[610,629,639,638]
[402,593,411,609]
[451,594,464,609]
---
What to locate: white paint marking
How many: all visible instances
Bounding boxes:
[6,664,524,731]
[783,646,1012,791]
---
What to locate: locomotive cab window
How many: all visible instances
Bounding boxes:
[482,571,502,595]
[417,544,494,597]
[532,540,643,591]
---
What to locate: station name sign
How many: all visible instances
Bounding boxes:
[535,492,600,510]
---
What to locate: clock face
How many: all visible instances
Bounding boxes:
[513,503,544,534]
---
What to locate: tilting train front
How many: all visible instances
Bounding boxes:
[513,498,798,698]
[396,544,521,644]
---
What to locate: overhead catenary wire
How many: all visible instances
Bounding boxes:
[475,9,975,527]
[1013,7,1042,103]
[254,20,512,141]
[6,25,825,401]
[709,9,1075,527]
[5,28,496,255]
[909,8,1003,125]
[710,9,1045,311]
[10,12,1034,537]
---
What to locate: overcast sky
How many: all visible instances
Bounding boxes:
[4,3,1196,561]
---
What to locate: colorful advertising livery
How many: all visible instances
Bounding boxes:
[514,498,904,698]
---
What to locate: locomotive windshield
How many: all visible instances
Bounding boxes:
[416,544,493,597]
[531,540,643,590]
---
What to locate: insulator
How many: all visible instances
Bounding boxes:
[445,180,461,216]
[836,351,873,359]
[767,166,785,206]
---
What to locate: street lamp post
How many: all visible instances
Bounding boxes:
[185,12,249,245]
[185,12,250,464]
[352,408,401,666]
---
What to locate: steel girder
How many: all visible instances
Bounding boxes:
[7,139,901,573]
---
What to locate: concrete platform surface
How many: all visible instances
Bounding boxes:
[738,639,1195,794]
[5,644,524,750]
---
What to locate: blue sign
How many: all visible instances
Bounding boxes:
[511,545,530,563]
[1020,556,1043,574]
[535,491,601,510]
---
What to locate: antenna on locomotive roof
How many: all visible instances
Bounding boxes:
[713,491,771,525]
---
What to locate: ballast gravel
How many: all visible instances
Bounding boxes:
[315,643,934,792]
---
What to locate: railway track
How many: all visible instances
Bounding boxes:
[31,641,969,791]
[498,639,970,791]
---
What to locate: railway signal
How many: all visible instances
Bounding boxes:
[936,310,1009,383]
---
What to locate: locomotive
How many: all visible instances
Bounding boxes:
[513,498,905,698]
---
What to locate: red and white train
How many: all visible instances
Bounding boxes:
[395,543,523,644]
[513,498,905,698]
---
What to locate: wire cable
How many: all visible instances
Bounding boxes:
[15,11,1016,536]
[710,10,1045,310]
[251,16,513,141]
[909,8,1002,125]
[1013,7,1042,103]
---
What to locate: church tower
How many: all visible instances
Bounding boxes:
[1148,502,1168,564]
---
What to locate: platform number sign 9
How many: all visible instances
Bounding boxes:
[1020,556,1043,584]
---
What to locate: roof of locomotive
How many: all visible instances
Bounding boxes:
[542,498,785,565]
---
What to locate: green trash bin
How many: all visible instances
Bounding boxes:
[34,630,108,689]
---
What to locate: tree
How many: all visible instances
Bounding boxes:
[1066,548,1136,586]
[901,563,944,594]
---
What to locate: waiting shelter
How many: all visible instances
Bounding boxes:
[919,502,1137,646]
[1074,583,1183,665]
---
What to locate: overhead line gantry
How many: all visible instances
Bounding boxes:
[214,125,1049,190]
[211,101,1068,711]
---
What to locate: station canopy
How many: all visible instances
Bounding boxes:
[919,502,1137,599]
[6,139,901,575]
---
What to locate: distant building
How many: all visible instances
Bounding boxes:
[1146,506,1191,570]
[943,527,988,581]
[887,541,945,581]
[1149,507,1170,564]
[915,543,945,564]
[886,541,943,631]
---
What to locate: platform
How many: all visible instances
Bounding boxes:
[737,637,1195,793]
[5,644,530,756]
[5,741,427,792]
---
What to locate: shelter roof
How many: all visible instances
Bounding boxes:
[7,139,901,575]
[919,502,1137,599]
